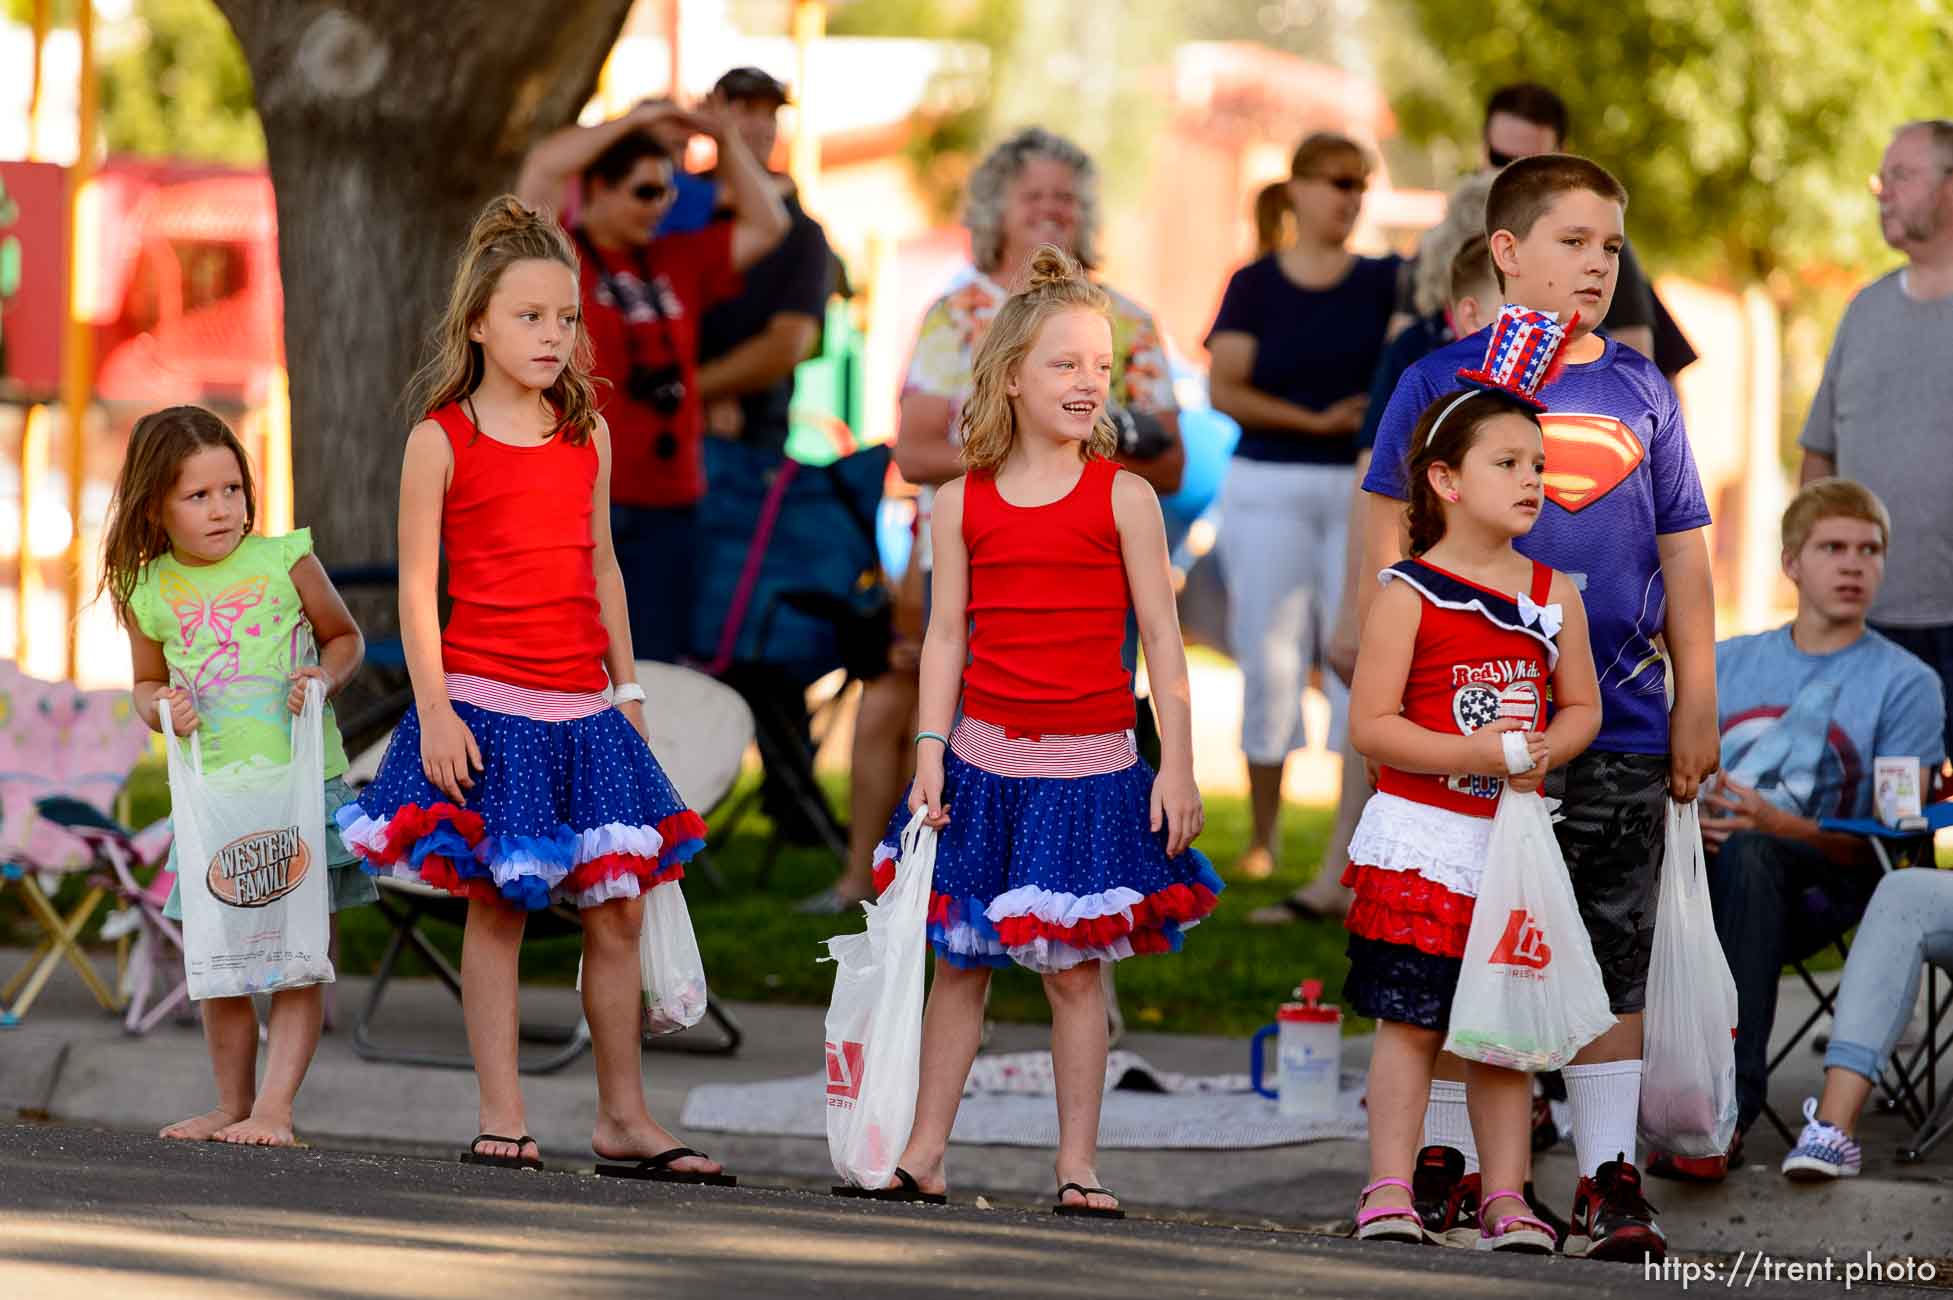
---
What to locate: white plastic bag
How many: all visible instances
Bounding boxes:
[164,680,335,1001]
[823,807,935,1189]
[1638,799,1740,1155]
[1446,787,1616,1070]
[640,879,708,1035]
[571,878,709,1034]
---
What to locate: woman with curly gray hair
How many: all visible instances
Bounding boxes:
[895,126,1179,498]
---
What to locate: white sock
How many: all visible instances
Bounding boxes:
[1563,1060,1643,1179]
[1422,1078,1479,1173]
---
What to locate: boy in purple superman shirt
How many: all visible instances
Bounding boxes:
[1356,154,1719,1264]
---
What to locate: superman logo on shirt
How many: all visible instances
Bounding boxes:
[1538,414,1645,512]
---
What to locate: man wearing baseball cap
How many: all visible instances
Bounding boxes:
[695,65,845,843]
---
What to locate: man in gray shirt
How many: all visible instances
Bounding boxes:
[1800,118,1953,758]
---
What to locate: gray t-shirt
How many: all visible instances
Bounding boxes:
[1799,271,1953,627]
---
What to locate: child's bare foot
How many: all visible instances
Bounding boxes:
[469,1116,539,1164]
[1231,845,1276,880]
[1055,1166,1120,1213]
[216,1105,296,1147]
[592,1116,722,1177]
[883,1156,947,1197]
[159,1108,244,1141]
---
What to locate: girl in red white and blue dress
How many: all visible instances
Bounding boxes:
[336,196,726,1184]
[1342,308,1602,1252]
[858,246,1221,1216]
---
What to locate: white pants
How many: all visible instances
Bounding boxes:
[1217,459,1353,763]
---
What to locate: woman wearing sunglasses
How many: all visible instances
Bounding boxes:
[1205,131,1402,887]
[516,97,788,661]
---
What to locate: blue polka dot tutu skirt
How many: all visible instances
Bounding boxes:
[335,701,705,911]
[874,746,1223,973]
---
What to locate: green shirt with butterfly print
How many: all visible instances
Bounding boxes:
[131,528,350,780]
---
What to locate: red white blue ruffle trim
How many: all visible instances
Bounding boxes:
[871,841,1223,973]
[336,801,705,912]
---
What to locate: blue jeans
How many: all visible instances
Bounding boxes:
[1706,831,1879,1131]
[611,503,698,663]
[1824,869,1953,1084]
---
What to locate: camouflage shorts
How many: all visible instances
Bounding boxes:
[1542,749,1669,1015]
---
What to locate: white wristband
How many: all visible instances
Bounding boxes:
[612,683,646,705]
[1501,729,1535,776]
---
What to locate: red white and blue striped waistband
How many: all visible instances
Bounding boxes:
[446,673,612,722]
[950,716,1137,779]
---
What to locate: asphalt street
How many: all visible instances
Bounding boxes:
[1,1124,1943,1299]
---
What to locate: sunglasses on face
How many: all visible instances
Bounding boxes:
[1487,148,1519,169]
[1305,174,1368,195]
[632,182,672,204]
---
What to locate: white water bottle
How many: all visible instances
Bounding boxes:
[1275,980,1343,1119]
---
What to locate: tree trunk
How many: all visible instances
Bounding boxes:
[212,0,634,571]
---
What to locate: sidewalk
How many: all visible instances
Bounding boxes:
[2,949,1950,1264]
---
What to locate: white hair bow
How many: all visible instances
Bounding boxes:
[1517,591,1563,639]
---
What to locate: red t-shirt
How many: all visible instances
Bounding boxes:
[430,403,610,693]
[575,222,740,509]
[959,457,1135,736]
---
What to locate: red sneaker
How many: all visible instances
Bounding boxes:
[1646,1150,1728,1183]
[1411,1145,1479,1247]
[1563,1157,1667,1263]
[1647,1129,1742,1184]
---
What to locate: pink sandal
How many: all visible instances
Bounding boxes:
[1476,1189,1557,1254]
[1353,1177,1427,1244]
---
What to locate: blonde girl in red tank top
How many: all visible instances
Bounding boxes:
[1342,367,1602,1250]
[853,248,1220,1215]
[336,198,726,1184]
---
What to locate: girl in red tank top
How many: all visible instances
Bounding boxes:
[1340,375,1602,1250]
[336,198,725,1183]
[855,249,1220,1214]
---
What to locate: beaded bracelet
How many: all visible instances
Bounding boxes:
[915,730,949,748]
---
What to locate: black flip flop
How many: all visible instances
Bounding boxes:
[1053,1182,1124,1219]
[459,1133,543,1171]
[832,1166,947,1205]
[594,1145,737,1186]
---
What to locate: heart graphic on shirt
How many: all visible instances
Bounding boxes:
[1538,414,1646,512]
[244,624,261,638]
[1452,679,1541,734]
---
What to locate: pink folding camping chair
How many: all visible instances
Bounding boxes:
[51,813,182,1033]
[0,666,159,1026]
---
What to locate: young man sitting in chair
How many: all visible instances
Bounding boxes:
[1652,479,1945,1181]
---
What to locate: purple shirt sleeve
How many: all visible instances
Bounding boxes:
[1647,376,1713,535]
[1361,356,1445,501]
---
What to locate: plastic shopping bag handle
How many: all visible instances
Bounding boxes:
[159,678,325,777]
[898,805,931,860]
[292,677,325,770]
[158,687,203,777]
[1666,797,1708,890]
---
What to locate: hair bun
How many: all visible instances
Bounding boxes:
[1025,243,1083,290]
[471,194,551,248]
